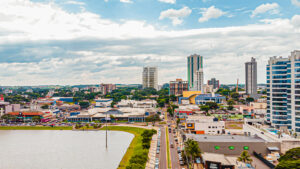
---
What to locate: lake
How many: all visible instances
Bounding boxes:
[0,130,134,169]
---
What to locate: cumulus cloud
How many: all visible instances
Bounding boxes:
[291,15,300,27]
[65,1,85,5]
[159,7,192,25]
[158,0,176,4]
[251,3,279,18]
[291,0,300,7]
[120,0,133,3]
[0,0,300,86]
[198,6,226,23]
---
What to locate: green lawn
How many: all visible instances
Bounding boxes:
[100,126,150,169]
[166,126,171,169]
[0,126,72,130]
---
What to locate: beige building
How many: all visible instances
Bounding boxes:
[142,66,158,90]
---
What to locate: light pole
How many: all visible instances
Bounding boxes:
[106,113,108,149]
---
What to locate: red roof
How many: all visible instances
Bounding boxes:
[8,112,44,116]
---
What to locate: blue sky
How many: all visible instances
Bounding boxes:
[0,0,299,85]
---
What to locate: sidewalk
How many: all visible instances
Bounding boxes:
[146,126,159,169]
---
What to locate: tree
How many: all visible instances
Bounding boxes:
[231,92,239,101]
[176,118,180,128]
[227,99,235,106]
[184,139,202,169]
[145,114,160,125]
[206,102,218,110]
[1,114,17,122]
[246,97,254,103]
[227,105,234,110]
[276,147,300,169]
[41,104,49,109]
[32,116,41,122]
[79,101,90,109]
[200,105,210,113]
[237,151,252,164]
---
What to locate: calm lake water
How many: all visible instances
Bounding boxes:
[0,130,134,169]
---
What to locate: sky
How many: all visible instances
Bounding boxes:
[0,0,299,86]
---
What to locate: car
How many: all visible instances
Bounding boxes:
[155,164,159,169]
[155,158,159,165]
[180,161,184,165]
[170,142,174,148]
[195,157,201,164]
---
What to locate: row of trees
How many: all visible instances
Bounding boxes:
[1,114,41,122]
[126,129,157,169]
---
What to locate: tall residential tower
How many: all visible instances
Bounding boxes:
[187,54,204,91]
[245,57,257,95]
[142,66,158,90]
[267,50,300,134]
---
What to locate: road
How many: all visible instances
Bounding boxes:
[169,128,180,169]
[159,126,167,169]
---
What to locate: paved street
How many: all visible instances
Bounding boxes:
[159,126,167,169]
[169,129,180,169]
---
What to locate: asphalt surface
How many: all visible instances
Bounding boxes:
[169,128,180,169]
[159,126,167,169]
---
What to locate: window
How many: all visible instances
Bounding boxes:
[228,146,235,150]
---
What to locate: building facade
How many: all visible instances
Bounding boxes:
[207,78,220,90]
[100,84,116,95]
[187,54,204,91]
[267,50,300,134]
[245,57,257,95]
[169,79,188,96]
[142,67,158,90]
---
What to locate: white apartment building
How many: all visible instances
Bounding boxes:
[142,67,158,90]
[267,50,300,134]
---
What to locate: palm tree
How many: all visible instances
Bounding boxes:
[184,139,202,169]
[237,150,252,164]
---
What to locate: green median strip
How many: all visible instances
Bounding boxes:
[166,126,172,169]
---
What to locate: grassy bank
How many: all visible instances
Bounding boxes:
[100,126,152,169]
[0,126,72,130]
[166,126,171,169]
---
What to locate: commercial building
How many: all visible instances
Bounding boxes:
[100,84,116,95]
[169,79,188,96]
[186,134,280,156]
[245,57,257,95]
[117,99,157,108]
[95,98,113,108]
[179,92,225,105]
[267,50,300,134]
[187,54,204,91]
[185,116,225,135]
[207,78,220,90]
[142,67,158,90]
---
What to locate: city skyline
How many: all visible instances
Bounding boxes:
[0,0,300,86]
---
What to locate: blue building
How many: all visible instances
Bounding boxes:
[267,50,300,134]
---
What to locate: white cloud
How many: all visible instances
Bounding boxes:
[251,3,279,18]
[291,15,300,27]
[65,1,85,6]
[198,6,226,23]
[158,0,176,4]
[291,0,300,7]
[159,7,192,26]
[0,0,299,86]
[120,0,133,3]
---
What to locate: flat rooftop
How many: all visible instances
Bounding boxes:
[186,134,266,142]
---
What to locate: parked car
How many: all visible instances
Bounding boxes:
[170,142,174,148]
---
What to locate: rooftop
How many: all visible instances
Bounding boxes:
[186,134,265,143]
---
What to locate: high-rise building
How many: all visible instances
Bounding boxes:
[142,67,158,90]
[245,57,257,95]
[207,78,220,90]
[169,79,188,96]
[187,54,204,91]
[267,50,300,134]
[100,84,116,95]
